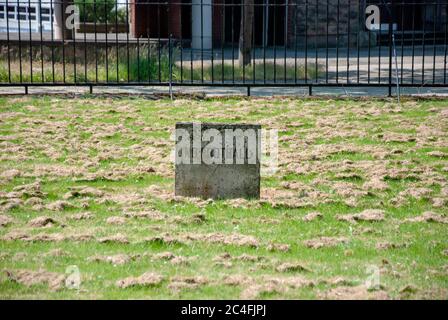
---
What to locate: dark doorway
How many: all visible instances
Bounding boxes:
[181,0,192,40]
[371,0,444,32]
[266,0,286,46]
[224,0,286,46]
[389,2,425,31]
[224,0,242,43]
[136,0,169,38]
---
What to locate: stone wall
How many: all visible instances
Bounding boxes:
[288,0,373,48]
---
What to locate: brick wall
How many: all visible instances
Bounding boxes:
[289,0,371,48]
[131,0,370,48]
[131,0,223,45]
[131,0,183,39]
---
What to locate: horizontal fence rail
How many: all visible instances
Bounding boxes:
[0,0,447,94]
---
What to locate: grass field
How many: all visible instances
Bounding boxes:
[0,95,447,299]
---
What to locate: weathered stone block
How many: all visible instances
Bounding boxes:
[175,122,261,200]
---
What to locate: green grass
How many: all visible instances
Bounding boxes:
[0,60,320,83]
[0,96,447,299]
[0,46,321,83]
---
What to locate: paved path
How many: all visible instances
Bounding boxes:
[1,84,448,98]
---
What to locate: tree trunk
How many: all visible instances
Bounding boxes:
[239,0,254,67]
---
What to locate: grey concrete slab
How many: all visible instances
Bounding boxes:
[175,122,261,200]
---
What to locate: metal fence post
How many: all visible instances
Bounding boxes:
[392,32,401,103]
[169,33,173,100]
[388,4,393,97]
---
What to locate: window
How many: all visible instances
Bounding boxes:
[40,6,52,22]
[17,6,27,20]
[1,4,42,21]
[29,7,36,21]
[7,6,15,19]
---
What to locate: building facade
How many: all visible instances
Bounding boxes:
[0,0,53,33]
[130,0,448,49]
[0,0,446,48]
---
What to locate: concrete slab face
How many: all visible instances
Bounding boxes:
[175,122,261,199]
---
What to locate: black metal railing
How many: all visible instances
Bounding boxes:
[0,0,447,95]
